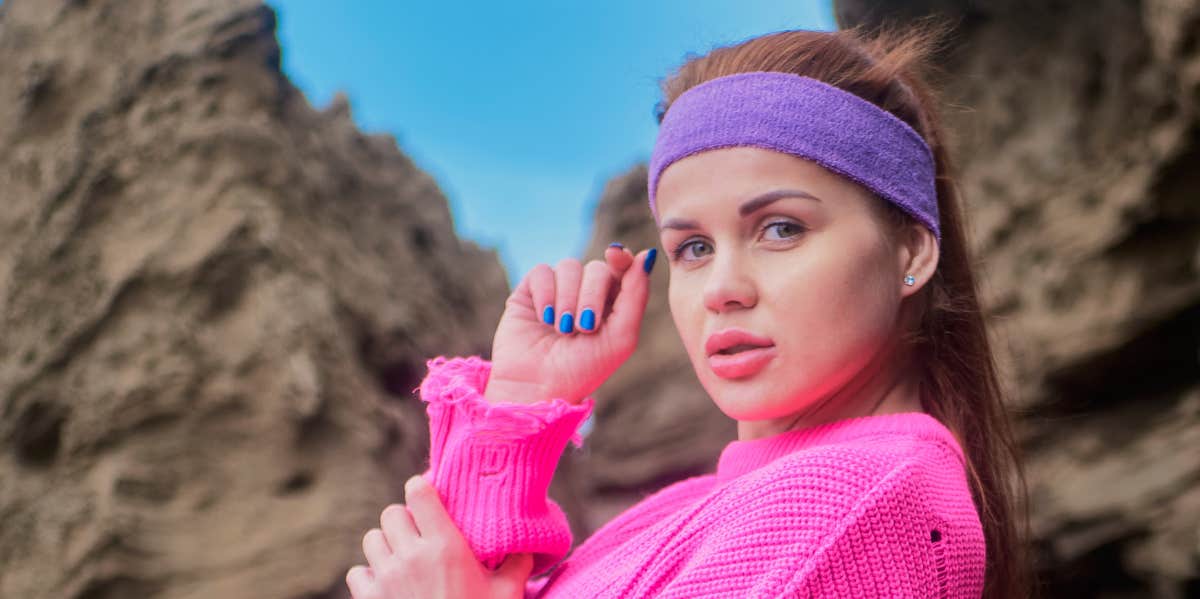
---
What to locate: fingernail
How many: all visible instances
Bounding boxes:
[643,248,658,274]
[558,312,574,334]
[542,304,555,325]
[609,241,624,249]
[406,475,425,492]
[579,308,595,331]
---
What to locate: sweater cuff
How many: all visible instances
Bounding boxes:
[416,355,594,576]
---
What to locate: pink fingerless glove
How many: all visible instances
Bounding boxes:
[415,355,594,577]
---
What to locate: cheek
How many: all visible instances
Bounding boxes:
[773,243,898,367]
[807,255,890,321]
[668,275,708,361]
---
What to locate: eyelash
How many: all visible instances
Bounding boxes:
[669,220,807,262]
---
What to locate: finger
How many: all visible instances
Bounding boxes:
[404,474,462,543]
[380,502,419,550]
[605,248,656,344]
[575,259,615,334]
[346,565,377,599]
[493,553,535,593]
[362,528,391,571]
[603,246,634,319]
[553,258,582,335]
[527,263,556,328]
[605,243,634,274]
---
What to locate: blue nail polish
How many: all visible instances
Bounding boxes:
[609,241,624,249]
[558,312,574,334]
[579,308,595,331]
[643,248,658,273]
[543,305,554,325]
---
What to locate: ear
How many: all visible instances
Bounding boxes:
[897,222,939,297]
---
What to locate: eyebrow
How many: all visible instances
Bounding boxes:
[658,188,822,231]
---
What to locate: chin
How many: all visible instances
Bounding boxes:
[702,372,800,422]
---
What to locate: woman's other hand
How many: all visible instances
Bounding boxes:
[485,244,657,406]
[346,475,534,599]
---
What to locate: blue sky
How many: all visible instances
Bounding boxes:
[268,1,835,288]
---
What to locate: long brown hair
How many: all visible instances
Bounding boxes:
[652,20,1036,599]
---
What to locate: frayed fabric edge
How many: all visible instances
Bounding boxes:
[416,355,594,448]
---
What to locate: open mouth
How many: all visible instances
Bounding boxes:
[716,344,769,355]
[707,343,778,379]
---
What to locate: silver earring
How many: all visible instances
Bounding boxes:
[904,274,916,286]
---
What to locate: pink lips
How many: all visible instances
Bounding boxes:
[705,328,777,380]
[708,346,778,379]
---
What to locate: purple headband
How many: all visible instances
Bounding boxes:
[648,71,940,243]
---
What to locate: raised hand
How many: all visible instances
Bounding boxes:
[484,244,657,406]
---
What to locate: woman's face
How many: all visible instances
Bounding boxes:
[655,146,936,438]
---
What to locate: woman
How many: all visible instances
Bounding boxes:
[347,21,1034,599]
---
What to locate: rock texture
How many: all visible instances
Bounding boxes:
[3,0,1199,597]
[834,1,1200,596]
[0,1,507,598]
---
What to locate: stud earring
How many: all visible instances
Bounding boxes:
[904,274,916,286]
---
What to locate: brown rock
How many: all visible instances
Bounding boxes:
[0,1,507,598]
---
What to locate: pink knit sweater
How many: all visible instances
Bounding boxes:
[417,355,986,598]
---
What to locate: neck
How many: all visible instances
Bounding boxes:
[736,337,924,441]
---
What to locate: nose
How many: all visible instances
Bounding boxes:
[702,249,758,313]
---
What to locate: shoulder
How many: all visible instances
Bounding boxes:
[704,430,980,558]
[728,430,968,515]
[720,433,985,597]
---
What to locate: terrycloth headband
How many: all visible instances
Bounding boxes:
[648,71,940,243]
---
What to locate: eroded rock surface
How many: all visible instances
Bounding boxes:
[0,2,507,597]
[3,0,1199,596]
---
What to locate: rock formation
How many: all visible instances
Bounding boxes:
[3,0,1198,597]
[0,1,507,597]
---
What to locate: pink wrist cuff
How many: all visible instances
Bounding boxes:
[417,355,593,449]
[415,355,594,575]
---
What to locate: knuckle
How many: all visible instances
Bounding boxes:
[426,538,452,558]
[556,257,581,271]
[380,504,406,524]
[346,566,379,599]
[363,528,382,544]
[426,539,463,564]
[377,561,409,588]
[406,477,433,499]
[584,260,609,279]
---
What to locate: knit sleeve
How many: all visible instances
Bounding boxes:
[414,355,594,578]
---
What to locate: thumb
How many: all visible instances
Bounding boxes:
[492,552,535,591]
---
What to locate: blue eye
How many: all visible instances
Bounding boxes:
[671,239,712,261]
[764,221,805,240]
[669,220,806,263]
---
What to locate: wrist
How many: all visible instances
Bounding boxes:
[483,377,552,405]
